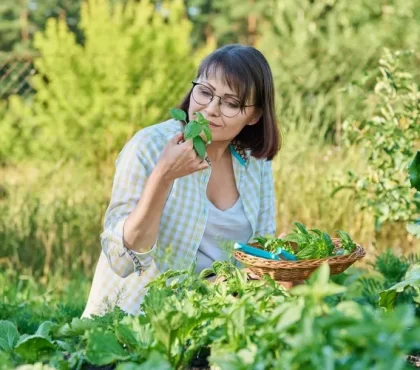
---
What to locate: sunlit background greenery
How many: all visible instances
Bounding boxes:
[0,0,419,314]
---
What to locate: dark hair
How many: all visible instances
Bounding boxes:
[178,44,281,160]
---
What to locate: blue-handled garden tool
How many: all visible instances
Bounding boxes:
[234,242,297,261]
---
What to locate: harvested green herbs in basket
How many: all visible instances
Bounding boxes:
[234,222,365,281]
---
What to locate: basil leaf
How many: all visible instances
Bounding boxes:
[193,136,207,159]
[282,233,308,245]
[184,121,202,140]
[195,111,207,124]
[294,222,310,235]
[322,232,335,255]
[203,125,212,143]
[169,108,187,122]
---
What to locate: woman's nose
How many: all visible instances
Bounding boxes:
[205,96,221,116]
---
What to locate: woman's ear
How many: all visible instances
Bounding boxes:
[247,108,263,126]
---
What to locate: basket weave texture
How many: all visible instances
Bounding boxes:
[234,238,366,282]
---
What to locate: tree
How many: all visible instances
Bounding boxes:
[0,0,28,52]
[0,0,82,54]
[0,0,214,172]
[185,0,270,47]
[336,49,420,228]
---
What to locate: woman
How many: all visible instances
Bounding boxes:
[82,44,282,318]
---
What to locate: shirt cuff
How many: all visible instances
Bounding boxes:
[101,218,157,277]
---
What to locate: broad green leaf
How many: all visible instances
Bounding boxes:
[0,320,19,352]
[203,125,212,143]
[85,329,130,365]
[275,300,304,331]
[184,121,202,140]
[296,243,318,259]
[282,233,308,244]
[55,339,73,353]
[120,317,154,349]
[406,223,420,238]
[292,263,347,298]
[195,111,208,125]
[294,222,310,235]
[322,233,334,255]
[35,321,58,339]
[15,335,55,362]
[169,108,186,122]
[115,323,139,351]
[310,228,322,236]
[56,317,98,337]
[408,151,420,191]
[193,136,206,159]
[379,263,420,310]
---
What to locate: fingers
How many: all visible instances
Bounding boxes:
[170,132,184,145]
[193,159,210,172]
[180,138,194,150]
[278,232,287,239]
[168,132,209,173]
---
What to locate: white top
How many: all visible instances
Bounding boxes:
[196,196,253,273]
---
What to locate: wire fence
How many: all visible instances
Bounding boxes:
[0,53,37,100]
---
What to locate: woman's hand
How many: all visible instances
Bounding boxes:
[155,132,209,182]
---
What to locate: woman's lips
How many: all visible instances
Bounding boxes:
[209,122,221,127]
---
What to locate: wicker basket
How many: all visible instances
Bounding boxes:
[234,238,366,282]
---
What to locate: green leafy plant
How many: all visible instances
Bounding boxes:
[407,151,420,237]
[336,230,357,255]
[169,108,212,159]
[252,235,294,254]
[336,49,420,229]
[1,262,420,369]
[254,222,357,260]
[0,0,211,171]
[379,263,420,310]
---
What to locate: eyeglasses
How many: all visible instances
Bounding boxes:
[191,82,256,118]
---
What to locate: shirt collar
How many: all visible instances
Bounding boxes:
[229,139,250,167]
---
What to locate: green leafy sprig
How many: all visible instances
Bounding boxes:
[169,108,212,159]
[253,222,357,260]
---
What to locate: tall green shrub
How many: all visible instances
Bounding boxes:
[336,49,420,228]
[1,0,211,169]
[257,0,420,137]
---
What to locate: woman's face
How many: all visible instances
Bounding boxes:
[188,69,261,144]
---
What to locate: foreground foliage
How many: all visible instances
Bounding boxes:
[1,260,419,370]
